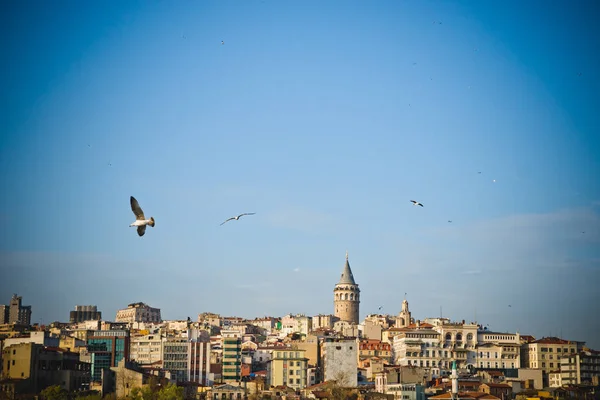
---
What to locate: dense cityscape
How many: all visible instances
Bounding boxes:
[1,256,598,400]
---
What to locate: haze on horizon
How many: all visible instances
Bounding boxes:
[1,0,599,349]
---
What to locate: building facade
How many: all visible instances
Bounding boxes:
[115,302,161,324]
[560,350,600,386]
[322,338,358,387]
[69,305,102,323]
[130,333,165,365]
[188,339,212,386]
[333,252,360,325]
[267,348,308,390]
[7,294,32,325]
[163,337,189,382]
[86,329,130,382]
[221,330,242,383]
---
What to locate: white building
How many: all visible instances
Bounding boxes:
[115,302,161,323]
[392,322,445,376]
[476,330,521,369]
[130,333,165,365]
[248,317,276,334]
[322,338,358,387]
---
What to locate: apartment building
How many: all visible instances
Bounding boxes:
[130,333,165,365]
[560,350,600,386]
[521,337,577,373]
[267,348,308,390]
[163,337,189,382]
[1,342,91,394]
[221,330,242,382]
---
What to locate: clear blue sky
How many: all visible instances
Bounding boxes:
[1,0,599,349]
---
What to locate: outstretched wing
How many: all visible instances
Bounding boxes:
[137,225,146,237]
[238,212,256,218]
[418,203,424,207]
[220,217,235,226]
[130,196,145,220]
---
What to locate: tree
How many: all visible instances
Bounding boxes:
[40,386,68,400]
[156,384,183,400]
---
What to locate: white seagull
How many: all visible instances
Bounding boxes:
[220,212,255,226]
[221,40,225,45]
[410,200,424,207]
[129,196,155,237]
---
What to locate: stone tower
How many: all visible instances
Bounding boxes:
[395,295,412,328]
[333,251,360,324]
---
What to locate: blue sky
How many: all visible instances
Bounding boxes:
[1,0,599,348]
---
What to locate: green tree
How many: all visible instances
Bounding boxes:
[156,384,183,400]
[40,385,68,400]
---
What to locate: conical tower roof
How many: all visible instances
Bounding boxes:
[337,251,357,285]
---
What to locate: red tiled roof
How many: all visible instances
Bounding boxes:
[430,392,499,399]
[532,337,572,345]
[484,383,511,388]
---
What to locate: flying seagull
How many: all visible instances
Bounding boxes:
[221,40,225,45]
[129,196,155,237]
[448,220,452,223]
[410,200,424,207]
[220,212,255,226]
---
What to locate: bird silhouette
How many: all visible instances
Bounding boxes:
[410,200,424,207]
[221,213,256,226]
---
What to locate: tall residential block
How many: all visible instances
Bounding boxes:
[8,294,32,325]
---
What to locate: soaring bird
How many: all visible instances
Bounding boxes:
[129,196,155,237]
[410,200,424,207]
[221,40,225,45]
[220,212,255,226]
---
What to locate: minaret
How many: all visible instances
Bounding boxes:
[451,360,458,397]
[333,251,360,324]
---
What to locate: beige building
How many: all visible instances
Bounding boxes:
[476,330,521,369]
[333,252,360,325]
[312,314,338,331]
[59,335,87,352]
[521,337,577,374]
[130,333,165,365]
[291,334,319,367]
[267,348,308,389]
[115,302,161,324]
[1,342,90,394]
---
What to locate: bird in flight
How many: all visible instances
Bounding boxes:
[129,196,155,237]
[220,212,255,226]
[410,200,424,207]
[448,220,452,223]
[378,306,383,311]
[221,40,225,45]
